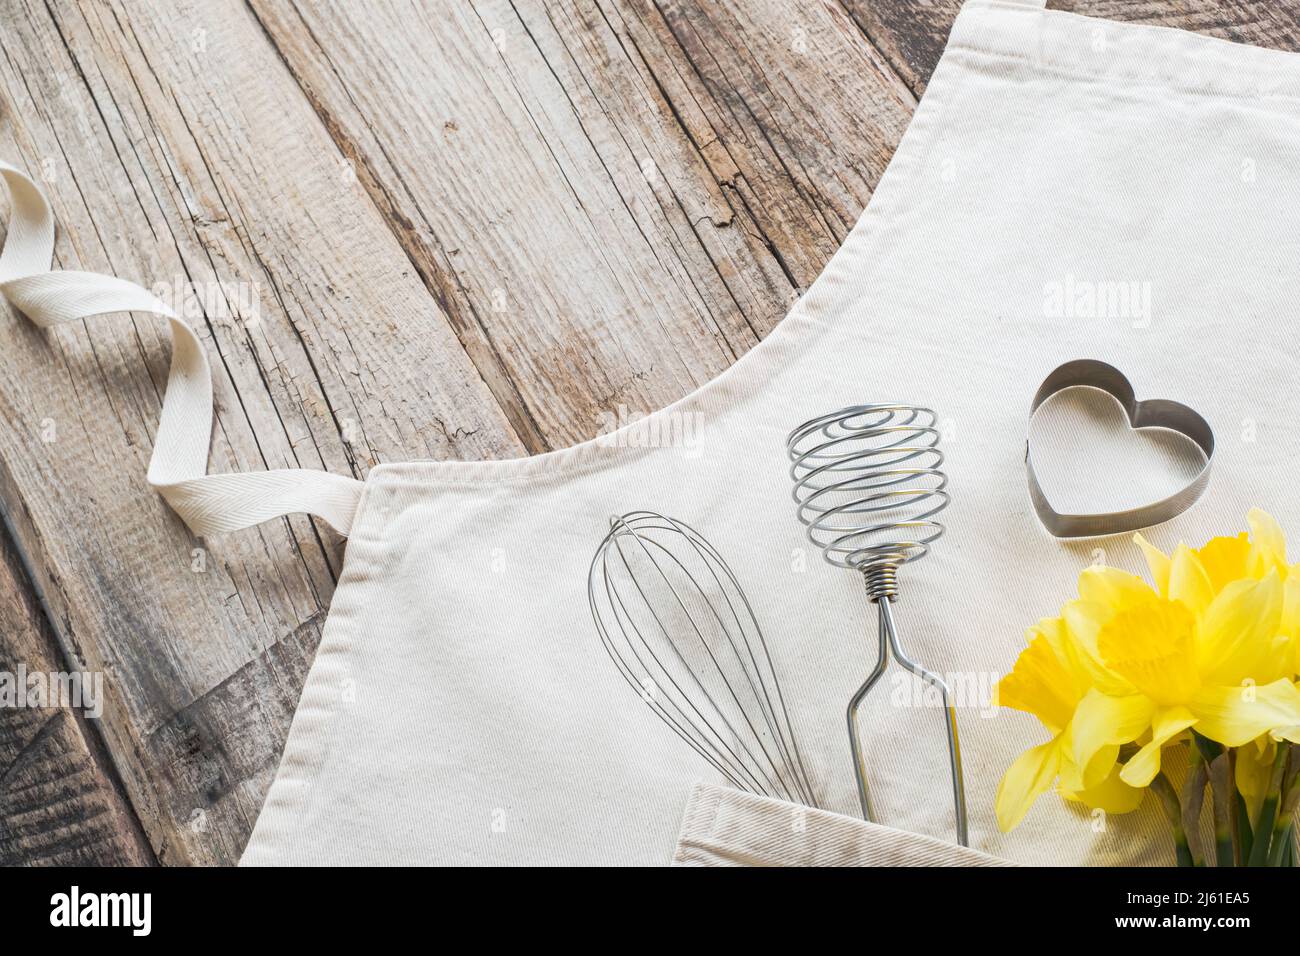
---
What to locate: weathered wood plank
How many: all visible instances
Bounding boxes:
[845,1,1300,96]
[840,0,963,95]
[0,516,155,866]
[0,0,521,864]
[1054,0,1300,50]
[249,0,915,449]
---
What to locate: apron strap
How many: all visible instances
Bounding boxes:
[0,160,364,537]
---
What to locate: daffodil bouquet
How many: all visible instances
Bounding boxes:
[996,509,1300,866]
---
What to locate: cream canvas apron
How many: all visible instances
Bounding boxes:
[4,0,1300,866]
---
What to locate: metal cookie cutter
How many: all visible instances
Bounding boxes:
[1027,359,1215,538]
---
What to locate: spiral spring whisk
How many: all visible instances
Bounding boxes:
[787,405,967,844]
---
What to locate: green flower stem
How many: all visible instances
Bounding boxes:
[1235,792,1254,863]
[1193,733,1235,867]
[1271,822,1296,867]
[1267,745,1299,868]
[1150,771,1193,867]
[1180,745,1208,867]
[1192,734,1235,867]
[1228,749,1244,866]
[1248,743,1289,867]
[1193,731,1225,763]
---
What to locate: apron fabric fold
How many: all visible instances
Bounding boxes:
[672,784,1013,867]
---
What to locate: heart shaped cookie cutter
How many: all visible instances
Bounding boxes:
[1027,359,1215,538]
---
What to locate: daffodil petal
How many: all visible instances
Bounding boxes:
[1197,573,1284,685]
[1060,600,1137,696]
[1190,679,1300,748]
[1279,576,1300,682]
[995,737,1062,833]
[1134,533,1172,595]
[1118,706,1196,787]
[1027,614,1094,703]
[1168,545,1214,616]
[1060,743,1122,794]
[1062,763,1146,815]
[1078,566,1155,610]
[997,632,1080,732]
[1248,508,1288,567]
[1272,696,1300,744]
[1069,690,1154,788]
[1193,534,1254,592]
[1097,595,1201,705]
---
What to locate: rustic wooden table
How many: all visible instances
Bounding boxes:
[0,0,1294,866]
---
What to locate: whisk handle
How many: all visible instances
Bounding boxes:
[846,608,889,823]
[879,598,969,846]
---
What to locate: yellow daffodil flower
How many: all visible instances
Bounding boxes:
[1136,507,1300,743]
[1137,508,1299,678]
[997,511,1300,833]
[994,603,1144,831]
[1085,572,1299,783]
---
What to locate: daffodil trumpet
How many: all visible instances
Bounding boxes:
[996,509,1300,866]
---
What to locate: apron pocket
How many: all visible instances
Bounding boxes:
[672,783,1013,867]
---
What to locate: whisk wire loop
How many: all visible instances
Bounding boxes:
[789,407,948,571]
[610,529,796,800]
[589,511,819,808]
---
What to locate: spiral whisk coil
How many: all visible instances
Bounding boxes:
[787,404,948,591]
[786,405,967,844]
[588,511,819,807]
